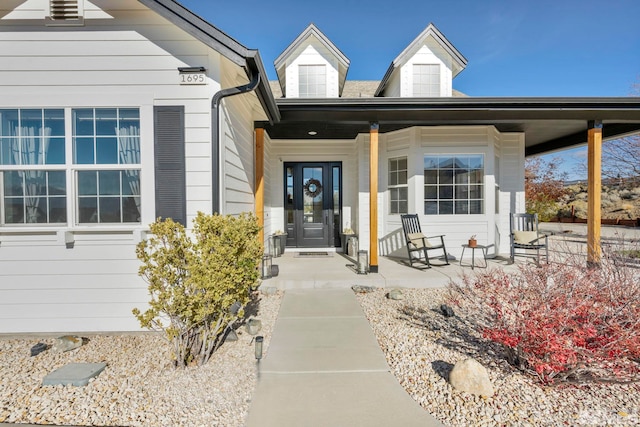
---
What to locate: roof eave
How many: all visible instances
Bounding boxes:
[139,0,279,123]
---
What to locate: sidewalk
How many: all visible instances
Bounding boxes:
[245,289,444,427]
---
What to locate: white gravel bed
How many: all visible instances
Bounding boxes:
[357,288,640,427]
[0,291,282,427]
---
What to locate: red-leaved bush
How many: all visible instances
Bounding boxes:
[448,243,640,384]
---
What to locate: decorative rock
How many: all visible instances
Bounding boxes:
[387,289,405,300]
[245,318,262,335]
[30,342,48,357]
[53,335,83,353]
[224,327,238,342]
[448,358,495,397]
[351,285,375,294]
[440,304,455,318]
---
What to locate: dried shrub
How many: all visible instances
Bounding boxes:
[448,244,640,384]
[133,212,262,367]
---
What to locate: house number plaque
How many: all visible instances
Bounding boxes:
[179,72,206,85]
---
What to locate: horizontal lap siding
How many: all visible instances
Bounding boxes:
[0,6,220,333]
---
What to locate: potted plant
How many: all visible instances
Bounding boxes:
[468,235,477,248]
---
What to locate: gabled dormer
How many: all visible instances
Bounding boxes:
[274,23,350,98]
[375,23,467,97]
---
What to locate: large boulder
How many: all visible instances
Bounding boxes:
[448,358,494,397]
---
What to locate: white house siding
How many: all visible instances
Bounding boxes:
[0,3,240,333]
[262,131,275,245]
[266,137,357,245]
[284,40,340,98]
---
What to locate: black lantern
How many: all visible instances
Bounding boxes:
[261,254,273,279]
[255,336,264,360]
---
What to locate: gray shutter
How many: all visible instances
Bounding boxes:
[154,106,186,225]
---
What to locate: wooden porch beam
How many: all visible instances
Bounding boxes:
[255,128,265,249]
[587,120,602,265]
[369,122,379,273]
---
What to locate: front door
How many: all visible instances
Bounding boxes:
[284,162,341,248]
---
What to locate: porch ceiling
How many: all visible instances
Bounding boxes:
[258,97,640,156]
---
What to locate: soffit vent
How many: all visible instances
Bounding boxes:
[47,0,84,26]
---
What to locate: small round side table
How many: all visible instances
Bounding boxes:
[460,243,488,269]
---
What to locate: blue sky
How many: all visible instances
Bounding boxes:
[179,0,640,179]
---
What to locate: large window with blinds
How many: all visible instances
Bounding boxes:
[299,65,327,98]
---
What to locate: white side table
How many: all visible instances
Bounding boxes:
[460,244,488,269]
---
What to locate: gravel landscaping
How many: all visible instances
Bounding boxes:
[0,291,282,427]
[357,288,640,427]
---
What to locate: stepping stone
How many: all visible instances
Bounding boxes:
[42,362,107,387]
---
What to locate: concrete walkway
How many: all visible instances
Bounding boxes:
[245,288,444,427]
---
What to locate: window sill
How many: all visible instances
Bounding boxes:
[0,226,149,247]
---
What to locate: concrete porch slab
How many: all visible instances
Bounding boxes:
[42,362,107,387]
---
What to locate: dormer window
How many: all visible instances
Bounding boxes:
[413,64,440,97]
[299,65,326,98]
[47,0,84,26]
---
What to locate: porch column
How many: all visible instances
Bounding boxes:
[369,122,379,273]
[587,120,602,265]
[255,127,265,248]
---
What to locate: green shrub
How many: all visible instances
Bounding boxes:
[133,212,263,367]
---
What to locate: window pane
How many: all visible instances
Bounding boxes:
[20,137,43,165]
[123,196,141,222]
[0,110,19,137]
[44,109,65,136]
[74,109,95,136]
[398,157,407,170]
[74,137,94,164]
[399,187,408,201]
[99,197,121,222]
[20,109,43,136]
[4,198,24,223]
[439,170,453,184]
[424,201,437,215]
[398,170,407,184]
[45,137,65,164]
[469,155,483,169]
[122,170,140,195]
[455,185,469,199]
[439,201,453,214]
[78,171,97,195]
[424,170,437,184]
[439,157,454,168]
[99,170,120,195]
[48,171,66,196]
[470,170,484,184]
[389,171,398,186]
[399,201,408,214]
[454,170,469,184]
[424,156,438,169]
[455,156,470,168]
[25,172,47,196]
[470,200,483,214]
[78,197,98,223]
[49,196,67,223]
[0,139,18,165]
[95,109,117,135]
[390,187,398,201]
[424,185,437,199]
[455,200,469,214]
[470,185,483,199]
[4,171,23,196]
[96,137,118,164]
[25,197,46,223]
[439,185,453,199]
